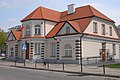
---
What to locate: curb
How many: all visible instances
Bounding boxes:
[10,65,120,78]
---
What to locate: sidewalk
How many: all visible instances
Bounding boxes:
[0,60,120,78]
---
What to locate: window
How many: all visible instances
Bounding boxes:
[25,26,30,36]
[51,43,56,57]
[10,47,14,57]
[109,27,112,36]
[34,43,41,55]
[93,22,97,33]
[35,25,41,35]
[65,44,72,57]
[102,24,105,35]
[66,27,70,34]
[113,44,116,55]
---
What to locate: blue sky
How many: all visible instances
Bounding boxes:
[0,0,120,31]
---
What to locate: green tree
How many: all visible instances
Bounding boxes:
[0,31,7,53]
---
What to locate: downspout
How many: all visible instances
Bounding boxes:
[80,34,84,72]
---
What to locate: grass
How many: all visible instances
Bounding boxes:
[106,64,120,68]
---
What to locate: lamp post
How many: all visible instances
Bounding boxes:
[102,42,106,74]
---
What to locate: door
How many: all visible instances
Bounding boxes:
[26,43,29,59]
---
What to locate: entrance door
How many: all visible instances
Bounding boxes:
[26,43,29,59]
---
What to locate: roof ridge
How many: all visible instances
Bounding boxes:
[40,6,44,19]
[88,5,95,16]
[31,7,40,18]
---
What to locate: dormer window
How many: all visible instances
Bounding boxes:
[93,22,97,33]
[25,26,30,36]
[102,24,105,35]
[35,25,41,35]
[66,27,70,34]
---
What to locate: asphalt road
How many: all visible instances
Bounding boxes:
[0,66,119,80]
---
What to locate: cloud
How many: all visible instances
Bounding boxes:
[1,17,20,31]
[0,1,10,9]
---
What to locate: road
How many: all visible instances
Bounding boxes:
[0,66,119,80]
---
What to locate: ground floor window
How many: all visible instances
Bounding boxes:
[50,42,56,57]
[64,44,72,57]
[10,47,14,57]
[34,43,41,55]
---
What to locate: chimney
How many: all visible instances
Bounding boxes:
[68,4,75,14]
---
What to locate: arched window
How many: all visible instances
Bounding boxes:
[35,25,41,35]
[25,26,30,36]
[66,27,70,34]
[65,44,72,57]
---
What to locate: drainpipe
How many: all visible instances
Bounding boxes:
[80,34,84,72]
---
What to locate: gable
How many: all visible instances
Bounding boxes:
[84,17,119,39]
[7,32,16,41]
[57,22,78,36]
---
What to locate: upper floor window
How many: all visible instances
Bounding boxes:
[35,25,41,35]
[66,27,70,34]
[25,26,30,36]
[93,22,97,33]
[102,24,105,35]
[109,27,112,36]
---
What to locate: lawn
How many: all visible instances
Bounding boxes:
[106,64,120,68]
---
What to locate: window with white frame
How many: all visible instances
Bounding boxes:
[25,26,30,36]
[51,42,56,57]
[102,24,105,35]
[109,27,112,36]
[35,25,41,35]
[10,47,14,57]
[34,43,41,55]
[65,44,72,57]
[93,22,97,33]
[66,27,70,34]
[113,44,116,55]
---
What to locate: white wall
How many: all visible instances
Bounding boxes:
[45,21,57,35]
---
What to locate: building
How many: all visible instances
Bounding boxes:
[5,4,120,64]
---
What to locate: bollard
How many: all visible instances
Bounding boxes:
[15,60,16,66]
[24,60,25,66]
[35,61,37,68]
[103,64,105,74]
[47,62,49,69]
[62,63,64,71]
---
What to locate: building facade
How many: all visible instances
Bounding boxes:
[5,5,120,64]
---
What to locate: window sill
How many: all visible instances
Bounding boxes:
[62,56,72,58]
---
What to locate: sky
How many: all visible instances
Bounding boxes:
[0,0,120,31]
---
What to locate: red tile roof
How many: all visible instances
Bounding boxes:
[21,5,114,22]
[12,31,22,40]
[60,5,113,22]
[46,18,91,38]
[21,6,61,22]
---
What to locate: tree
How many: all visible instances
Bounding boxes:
[0,31,7,53]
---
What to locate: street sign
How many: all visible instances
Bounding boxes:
[22,43,27,50]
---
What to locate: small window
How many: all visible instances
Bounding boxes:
[66,27,70,34]
[35,25,41,35]
[113,44,116,55]
[102,24,105,35]
[109,27,112,36]
[10,47,14,57]
[25,26,30,36]
[93,22,97,33]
